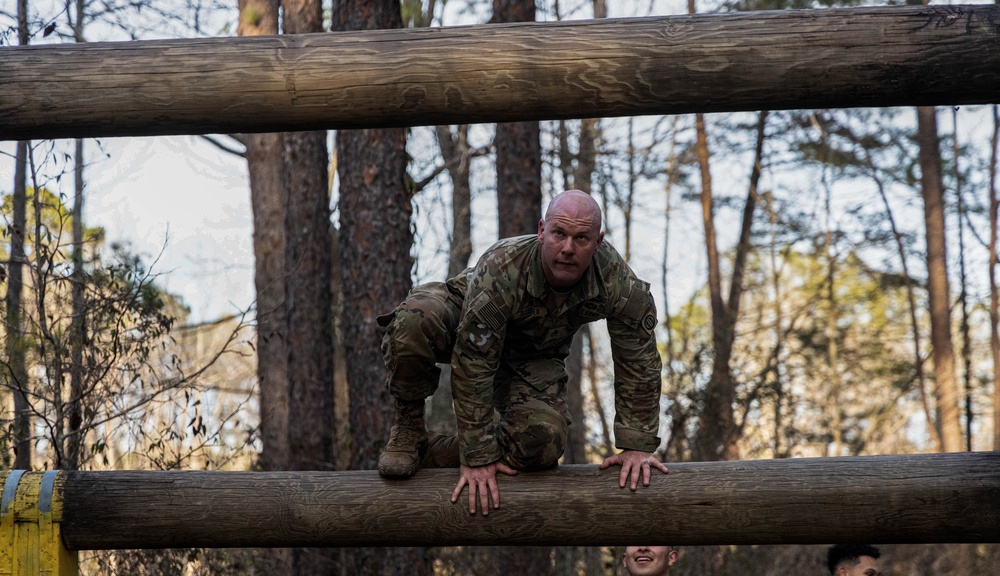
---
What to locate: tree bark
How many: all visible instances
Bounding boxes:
[239,0,292,571]
[6,141,30,471]
[495,121,541,237]
[990,103,999,452]
[492,0,541,238]
[333,0,428,574]
[239,0,290,475]
[66,137,85,471]
[282,0,336,573]
[915,105,963,453]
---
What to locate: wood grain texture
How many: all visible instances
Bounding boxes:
[57,451,1000,550]
[1,5,999,140]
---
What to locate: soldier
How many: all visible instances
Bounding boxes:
[827,544,882,576]
[622,546,679,576]
[376,189,668,515]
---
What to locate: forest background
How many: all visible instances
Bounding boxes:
[1,0,999,574]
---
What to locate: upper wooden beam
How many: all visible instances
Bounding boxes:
[34,451,1000,549]
[1,4,999,141]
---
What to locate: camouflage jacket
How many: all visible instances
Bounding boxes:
[447,234,662,466]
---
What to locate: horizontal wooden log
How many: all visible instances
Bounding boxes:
[2,4,999,141]
[42,451,1000,549]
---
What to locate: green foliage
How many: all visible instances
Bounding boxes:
[1,186,189,470]
[663,242,923,460]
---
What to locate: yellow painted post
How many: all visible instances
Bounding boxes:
[0,472,78,576]
[0,470,22,576]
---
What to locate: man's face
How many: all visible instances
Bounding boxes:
[838,555,881,576]
[621,546,678,576]
[537,212,603,290]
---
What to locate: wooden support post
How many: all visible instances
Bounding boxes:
[1,4,999,141]
[0,471,78,576]
[46,451,1000,550]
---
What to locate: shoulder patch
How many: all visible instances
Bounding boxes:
[642,314,657,331]
[469,291,508,331]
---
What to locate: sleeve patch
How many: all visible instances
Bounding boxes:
[642,314,656,331]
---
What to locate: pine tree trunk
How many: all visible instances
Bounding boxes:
[67,137,85,471]
[239,0,292,571]
[333,0,429,573]
[239,0,290,476]
[282,1,337,574]
[493,0,541,239]
[7,140,30,471]
[915,105,963,453]
[691,109,736,462]
[989,103,999,451]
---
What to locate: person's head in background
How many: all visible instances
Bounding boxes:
[622,546,678,576]
[827,544,882,576]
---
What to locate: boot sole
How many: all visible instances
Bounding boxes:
[378,460,420,477]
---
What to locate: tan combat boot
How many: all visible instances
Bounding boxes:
[377,399,428,477]
[421,432,460,468]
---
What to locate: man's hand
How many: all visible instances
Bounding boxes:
[451,461,518,516]
[599,449,668,490]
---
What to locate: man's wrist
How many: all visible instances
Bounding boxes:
[459,440,503,467]
[614,425,660,453]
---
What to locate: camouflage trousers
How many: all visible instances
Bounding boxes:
[377,282,568,471]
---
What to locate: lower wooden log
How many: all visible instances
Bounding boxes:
[52,451,1000,550]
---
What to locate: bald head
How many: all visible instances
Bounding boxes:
[537,190,605,289]
[544,189,603,233]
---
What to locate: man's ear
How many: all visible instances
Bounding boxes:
[667,550,679,567]
[537,218,545,240]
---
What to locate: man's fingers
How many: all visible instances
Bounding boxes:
[629,463,642,491]
[479,481,491,516]
[468,482,478,514]
[642,460,652,487]
[653,460,669,475]
[618,462,630,488]
[496,462,519,476]
[488,477,501,510]
[451,477,466,504]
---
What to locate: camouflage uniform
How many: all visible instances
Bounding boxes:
[379,235,662,469]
